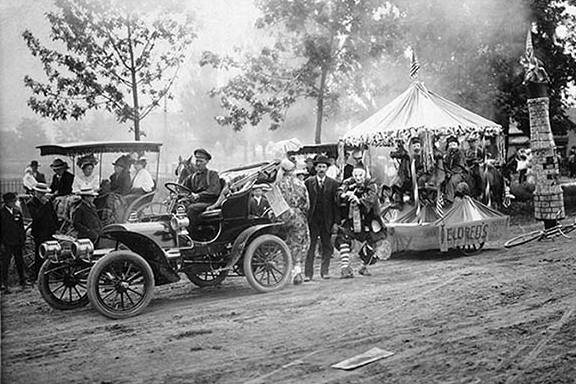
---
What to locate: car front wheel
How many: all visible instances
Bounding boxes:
[87,251,154,319]
[243,234,292,293]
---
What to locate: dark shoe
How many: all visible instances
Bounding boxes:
[321,275,331,280]
[358,266,372,276]
[340,267,354,279]
[304,276,312,282]
[293,273,303,285]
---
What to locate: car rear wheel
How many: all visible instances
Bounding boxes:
[185,269,228,287]
[87,251,154,319]
[38,259,91,310]
[458,242,485,256]
[243,234,292,293]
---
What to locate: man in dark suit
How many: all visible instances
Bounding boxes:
[72,187,102,244]
[27,183,59,282]
[0,193,28,293]
[184,148,222,230]
[304,155,339,280]
[49,158,74,196]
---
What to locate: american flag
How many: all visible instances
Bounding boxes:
[436,191,444,217]
[409,49,420,79]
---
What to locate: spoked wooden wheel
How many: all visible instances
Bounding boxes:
[243,234,292,293]
[504,230,543,248]
[184,269,228,287]
[38,259,91,310]
[87,251,154,319]
[132,202,170,222]
[458,242,485,256]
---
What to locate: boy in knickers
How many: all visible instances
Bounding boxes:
[336,167,388,278]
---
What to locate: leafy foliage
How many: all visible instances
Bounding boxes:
[22,0,196,140]
[201,0,404,143]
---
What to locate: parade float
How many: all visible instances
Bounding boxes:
[342,79,510,255]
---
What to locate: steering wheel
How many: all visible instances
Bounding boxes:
[165,182,192,195]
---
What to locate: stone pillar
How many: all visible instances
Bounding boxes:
[528,96,564,222]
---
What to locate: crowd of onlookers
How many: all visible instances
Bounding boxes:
[0,153,155,293]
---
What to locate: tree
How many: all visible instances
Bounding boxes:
[395,0,576,137]
[201,0,404,143]
[23,0,196,140]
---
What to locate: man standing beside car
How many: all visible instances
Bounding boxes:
[304,155,339,281]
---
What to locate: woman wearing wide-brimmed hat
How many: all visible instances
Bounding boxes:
[72,154,100,194]
[49,158,74,197]
[109,155,132,195]
[72,187,102,243]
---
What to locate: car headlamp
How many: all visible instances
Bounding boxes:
[71,239,94,261]
[170,206,189,233]
[39,240,62,261]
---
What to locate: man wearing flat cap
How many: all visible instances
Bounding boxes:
[304,155,339,280]
[49,158,74,197]
[184,148,222,229]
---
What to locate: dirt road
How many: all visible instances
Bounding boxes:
[2,216,576,384]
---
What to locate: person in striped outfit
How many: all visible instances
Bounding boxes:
[335,167,386,278]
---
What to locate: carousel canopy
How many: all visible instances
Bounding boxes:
[343,81,502,147]
[434,196,508,225]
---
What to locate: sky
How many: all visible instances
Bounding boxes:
[0,0,260,132]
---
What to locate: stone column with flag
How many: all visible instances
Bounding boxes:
[521,28,564,227]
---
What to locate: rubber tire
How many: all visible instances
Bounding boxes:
[244,234,292,293]
[504,230,543,248]
[38,259,90,310]
[87,251,154,319]
[185,269,228,287]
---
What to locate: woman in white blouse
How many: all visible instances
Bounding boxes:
[72,154,100,194]
[130,157,155,194]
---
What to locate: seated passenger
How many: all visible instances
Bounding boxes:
[72,187,102,244]
[130,157,155,195]
[49,158,74,197]
[72,154,100,194]
[109,155,132,195]
[248,184,271,218]
[184,148,222,229]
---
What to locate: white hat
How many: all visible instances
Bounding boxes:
[76,187,98,196]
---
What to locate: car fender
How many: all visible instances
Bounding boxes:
[102,229,180,285]
[223,222,285,271]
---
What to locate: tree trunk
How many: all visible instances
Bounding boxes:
[127,20,140,141]
[314,66,328,144]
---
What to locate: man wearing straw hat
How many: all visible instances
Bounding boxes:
[26,183,59,282]
[72,187,102,244]
[49,158,74,197]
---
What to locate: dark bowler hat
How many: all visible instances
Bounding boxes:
[50,158,69,170]
[194,148,212,161]
[2,192,17,203]
[313,155,330,166]
[29,160,40,167]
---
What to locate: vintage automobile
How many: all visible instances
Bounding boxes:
[37,160,293,319]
